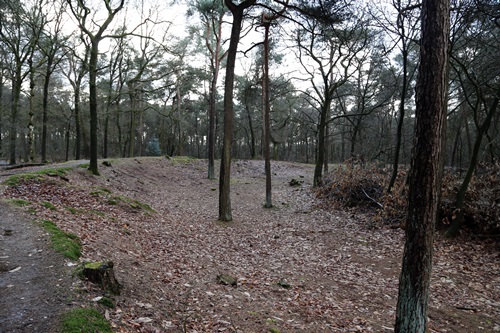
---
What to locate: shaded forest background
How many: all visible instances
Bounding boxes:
[0,0,498,233]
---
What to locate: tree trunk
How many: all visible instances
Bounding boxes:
[446,95,499,237]
[313,102,330,187]
[41,57,53,163]
[207,13,224,179]
[9,72,22,165]
[262,20,272,208]
[388,48,409,193]
[219,0,255,221]
[88,40,100,175]
[74,84,82,160]
[28,60,36,163]
[395,0,450,331]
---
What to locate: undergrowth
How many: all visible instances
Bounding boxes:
[317,160,499,235]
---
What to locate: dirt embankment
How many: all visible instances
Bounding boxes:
[1,157,499,333]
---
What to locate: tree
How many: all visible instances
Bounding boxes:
[59,35,90,160]
[260,4,286,208]
[39,0,68,162]
[373,0,420,193]
[394,0,450,331]
[294,5,368,186]
[189,0,228,179]
[0,0,44,164]
[446,0,500,236]
[67,0,126,175]
[219,0,256,222]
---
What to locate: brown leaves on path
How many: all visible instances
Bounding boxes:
[2,157,498,332]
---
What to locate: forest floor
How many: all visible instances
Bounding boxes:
[0,157,499,333]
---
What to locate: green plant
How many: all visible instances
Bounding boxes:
[41,201,57,211]
[98,297,115,308]
[66,207,78,214]
[10,199,31,207]
[60,308,112,333]
[90,187,112,197]
[41,220,81,260]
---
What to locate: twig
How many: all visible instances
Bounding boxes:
[362,188,383,208]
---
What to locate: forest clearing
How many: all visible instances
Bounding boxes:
[0,157,498,332]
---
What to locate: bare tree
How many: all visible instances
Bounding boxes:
[67,0,126,175]
[0,0,45,164]
[190,0,228,179]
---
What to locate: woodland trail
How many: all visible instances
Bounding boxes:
[0,157,498,332]
[0,201,74,333]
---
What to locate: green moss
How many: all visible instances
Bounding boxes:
[4,174,42,186]
[3,167,71,186]
[90,187,112,197]
[42,201,57,211]
[107,199,119,205]
[171,156,198,165]
[269,328,281,333]
[130,199,154,212]
[10,199,31,207]
[78,163,90,169]
[66,207,78,214]
[60,308,112,333]
[41,220,81,260]
[97,297,115,308]
[90,209,105,217]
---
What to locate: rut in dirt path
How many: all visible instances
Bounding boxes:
[0,201,74,333]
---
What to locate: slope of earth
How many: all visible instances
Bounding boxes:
[1,157,499,333]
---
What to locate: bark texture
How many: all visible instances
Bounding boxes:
[395,0,450,331]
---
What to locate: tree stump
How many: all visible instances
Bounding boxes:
[80,261,122,295]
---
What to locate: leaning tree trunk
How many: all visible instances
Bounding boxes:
[395,0,450,331]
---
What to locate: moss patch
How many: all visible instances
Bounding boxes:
[10,199,31,207]
[3,167,71,186]
[41,220,81,260]
[60,308,112,333]
[41,201,57,211]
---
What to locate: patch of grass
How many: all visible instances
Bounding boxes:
[89,209,105,217]
[66,207,78,214]
[98,297,115,308]
[78,163,90,169]
[107,198,119,205]
[4,174,43,186]
[3,167,71,186]
[107,195,155,213]
[41,220,81,260]
[10,199,31,207]
[130,199,154,212]
[41,201,57,211]
[171,155,198,165]
[60,308,112,333]
[90,187,112,197]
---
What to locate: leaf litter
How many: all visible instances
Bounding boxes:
[2,157,498,332]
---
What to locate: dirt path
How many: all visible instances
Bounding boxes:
[0,201,74,333]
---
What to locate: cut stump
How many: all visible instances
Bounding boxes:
[80,261,122,295]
